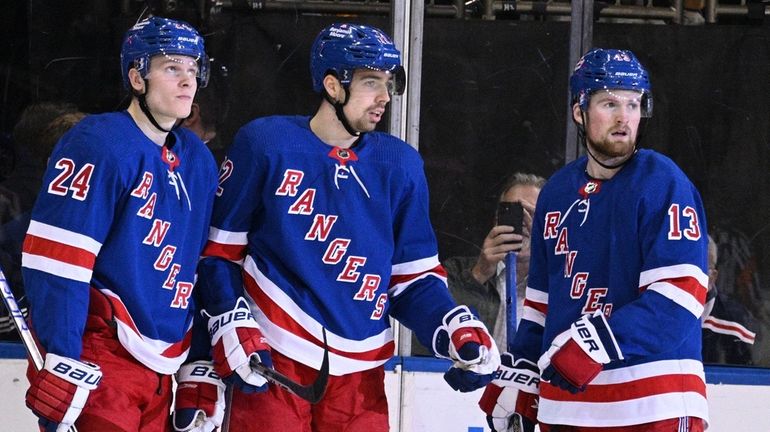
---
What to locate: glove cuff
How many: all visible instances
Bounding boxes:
[491,356,540,395]
[204,297,260,344]
[432,305,489,359]
[44,353,102,391]
[177,361,226,390]
[172,408,206,431]
[569,310,623,364]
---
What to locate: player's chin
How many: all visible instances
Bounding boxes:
[170,99,193,117]
[604,138,635,156]
[355,121,378,132]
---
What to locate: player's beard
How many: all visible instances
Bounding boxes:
[349,103,386,133]
[587,130,636,161]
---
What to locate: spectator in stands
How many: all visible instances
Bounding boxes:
[0,106,85,341]
[412,172,545,355]
[182,85,218,143]
[0,102,79,226]
[702,234,757,365]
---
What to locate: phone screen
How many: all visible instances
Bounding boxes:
[496,201,524,234]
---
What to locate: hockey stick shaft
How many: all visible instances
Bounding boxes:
[504,252,518,353]
[0,270,42,369]
[0,269,79,432]
[219,385,233,432]
[249,327,329,404]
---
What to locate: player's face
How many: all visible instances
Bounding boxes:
[343,70,394,133]
[143,54,199,122]
[580,89,642,160]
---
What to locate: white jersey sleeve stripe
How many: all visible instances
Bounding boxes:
[639,263,708,289]
[521,306,546,327]
[525,286,549,304]
[647,281,705,318]
[208,226,248,246]
[388,271,447,298]
[391,255,441,275]
[21,253,93,283]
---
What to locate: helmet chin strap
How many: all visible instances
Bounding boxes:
[135,80,182,136]
[578,110,639,171]
[323,87,362,138]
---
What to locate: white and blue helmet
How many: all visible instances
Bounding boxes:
[310,23,405,95]
[570,48,652,117]
[120,16,209,89]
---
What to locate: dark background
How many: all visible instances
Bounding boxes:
[2,1,770,365]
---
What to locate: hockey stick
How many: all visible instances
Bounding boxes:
[249,327,330,404]
[219,328,330,431]
[504,252,518,353]
[0,269,79,432]
[219,385,233,432]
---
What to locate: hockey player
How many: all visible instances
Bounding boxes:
[21,17,223,432]
[479,48,710,431]
[190,23,500,431]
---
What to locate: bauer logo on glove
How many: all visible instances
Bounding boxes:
[51,360,103,387]
[207,308,256,339]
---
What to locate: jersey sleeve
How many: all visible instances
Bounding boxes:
[196,124,263,312]
[21,123,124,360]
[608,174,709,360]
[386,156,455,351]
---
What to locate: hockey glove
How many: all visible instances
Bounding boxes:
[203,297,272,394]
[172,361,226,432]
[479,353,539,432]
[25,353,102,432]
[433,305,501,392]
[538,310,623,394]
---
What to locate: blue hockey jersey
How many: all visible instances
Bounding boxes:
[22,111,219,374]
[197,116,454,375]
[515,149,709,426]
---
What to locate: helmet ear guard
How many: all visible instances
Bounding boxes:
[120,16,210,89]
[310,23,406,95]
[570,48,652,118]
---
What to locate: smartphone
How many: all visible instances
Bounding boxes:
[496,201,524,234]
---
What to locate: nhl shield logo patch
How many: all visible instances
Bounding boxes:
[162,146,180,171]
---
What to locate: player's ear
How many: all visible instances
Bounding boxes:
[572,103,583,125]
[128,68,146,94]
[322,75,343,102]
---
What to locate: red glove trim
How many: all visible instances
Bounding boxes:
[551,339,603,388]
[478,383,504,414]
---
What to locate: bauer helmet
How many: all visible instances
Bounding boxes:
[121,16,210,89]
[570,48,652,117]
[310,23,405,95]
